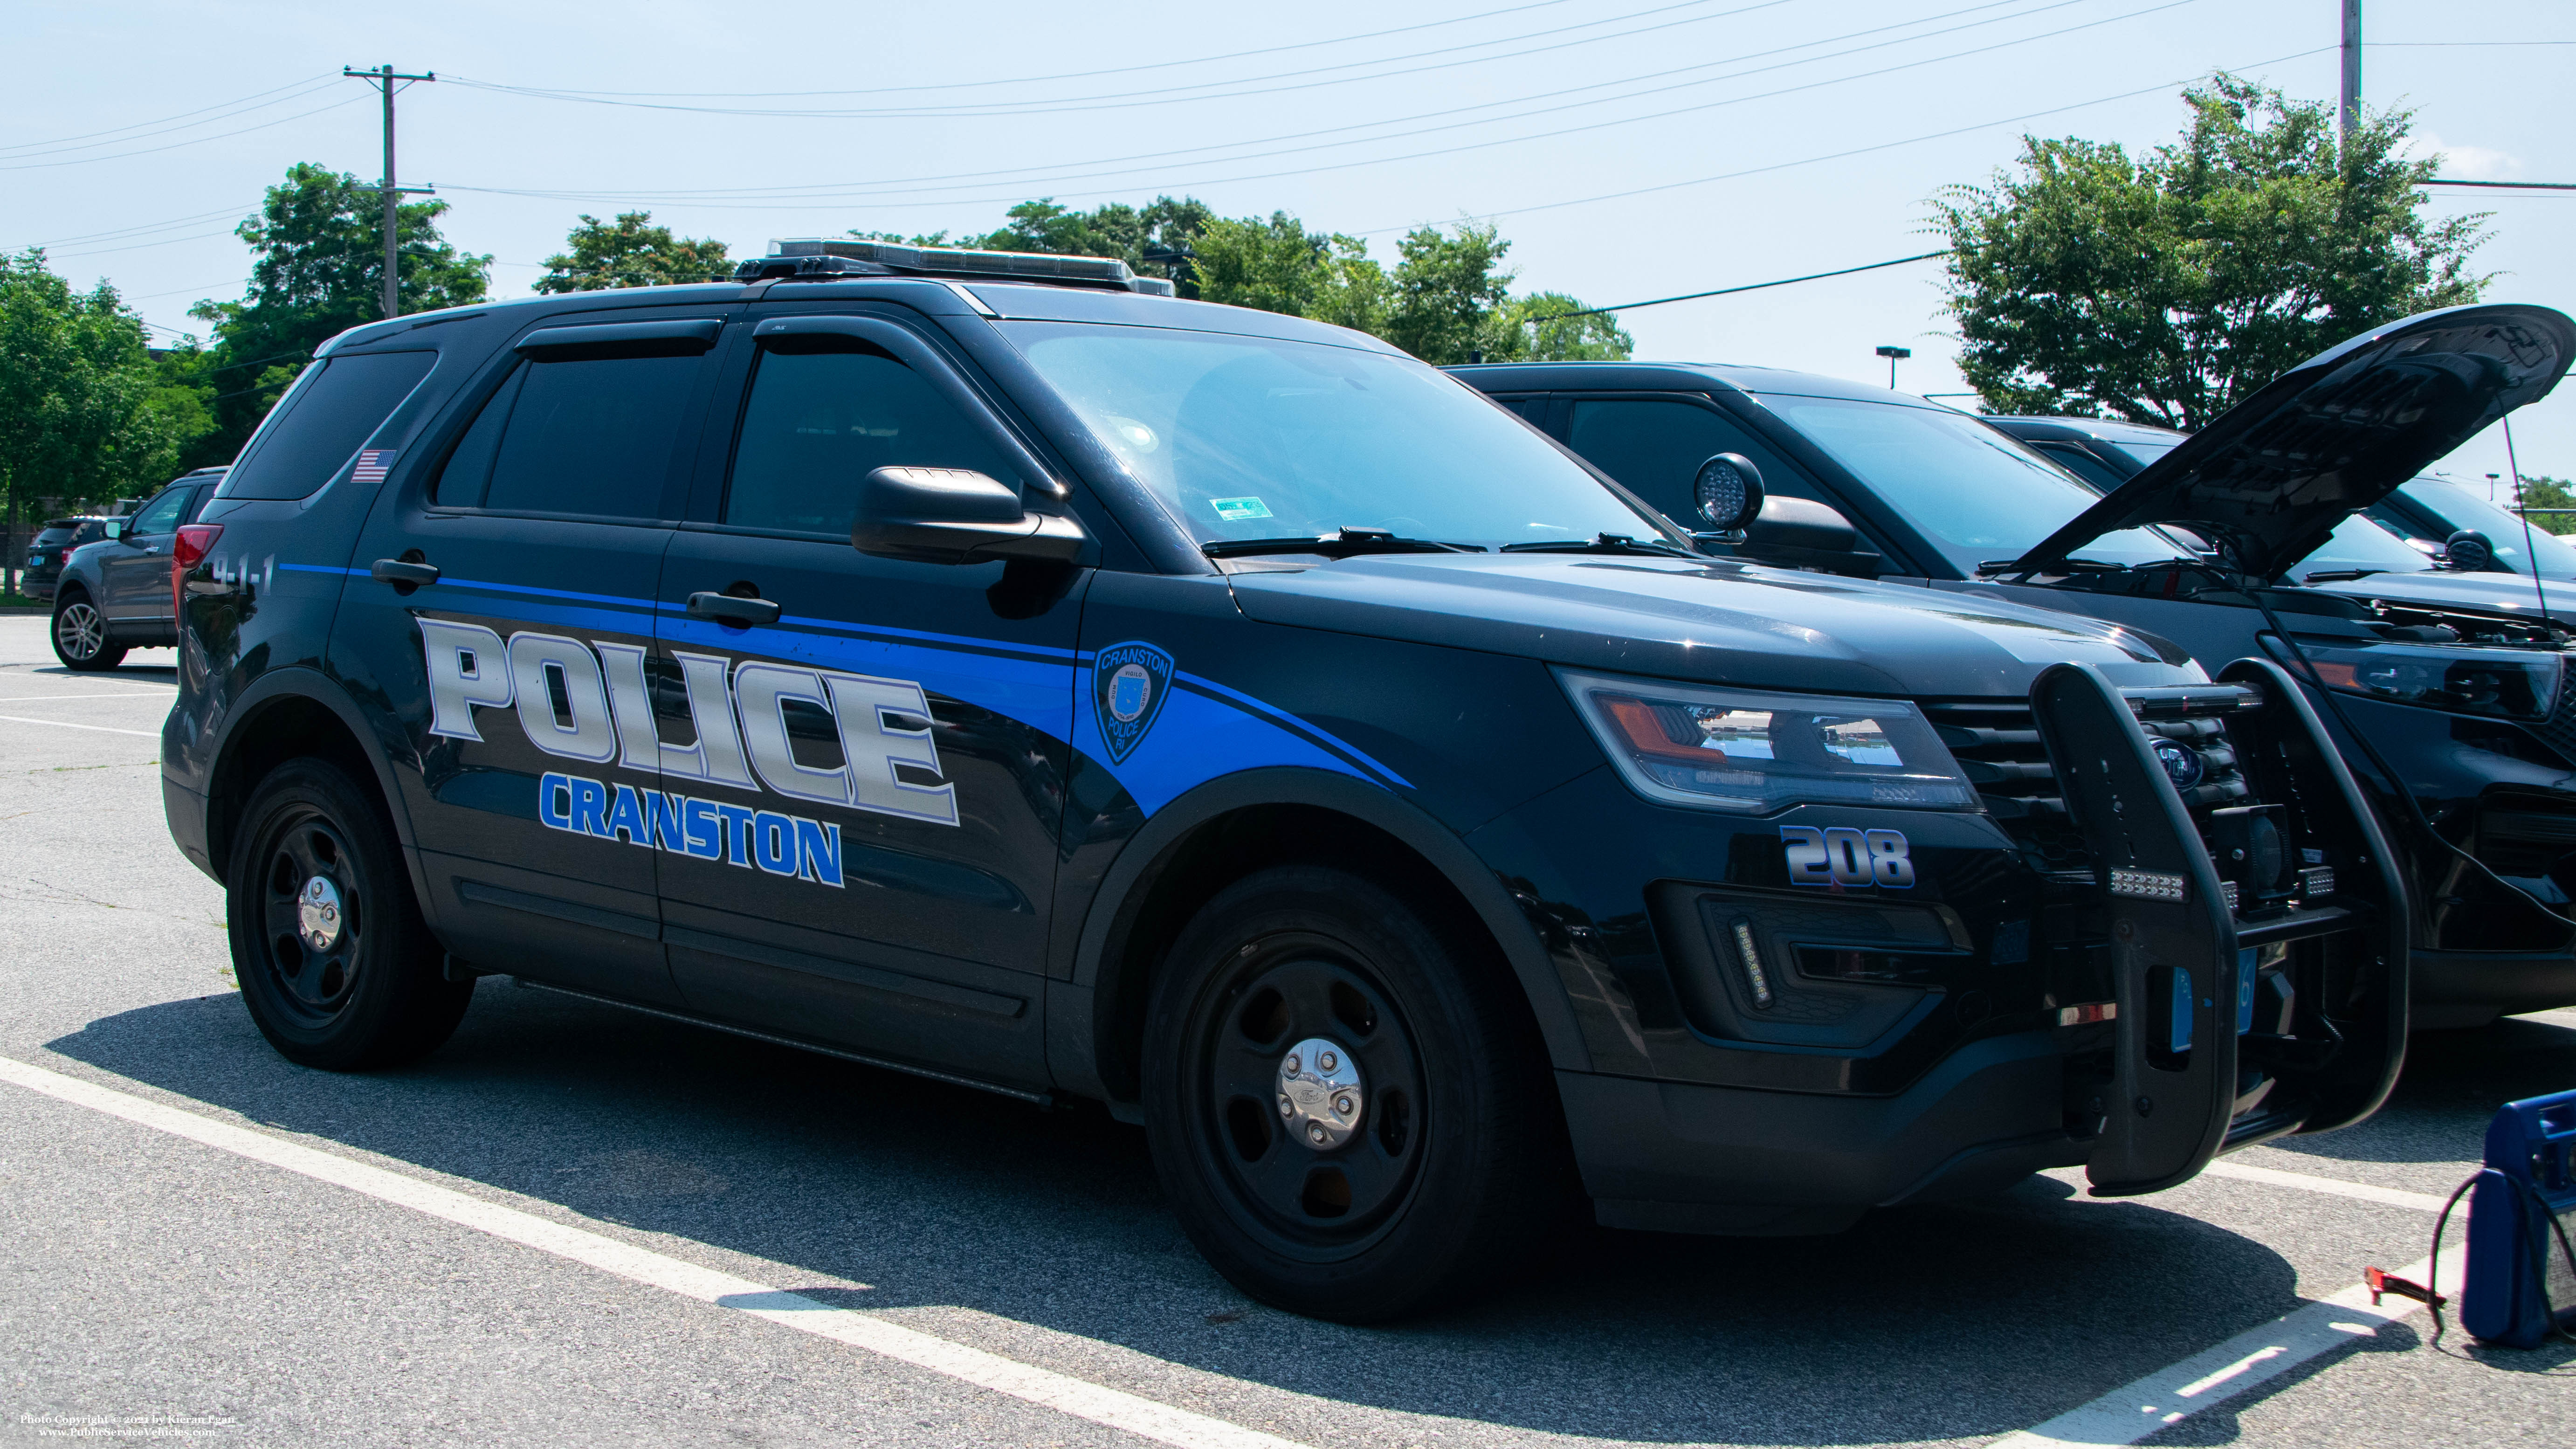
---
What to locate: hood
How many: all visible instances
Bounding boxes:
[2304,568,2576,628]
[2017,304,2575,582]
[1226,552,2200,699]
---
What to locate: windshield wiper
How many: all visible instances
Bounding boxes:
[1202,527,1484,560]
[1976,555,2133,576]
[1500,533,1702,560]
[2301,568,2387,583]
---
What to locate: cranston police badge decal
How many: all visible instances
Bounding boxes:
[1093,641,1175,765]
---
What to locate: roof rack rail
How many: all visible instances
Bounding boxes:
[737,238,1177,296]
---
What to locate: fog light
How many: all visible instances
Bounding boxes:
[2300,865,2335,898]
[1729,918,1775,1009]
[2110,869,2189,902]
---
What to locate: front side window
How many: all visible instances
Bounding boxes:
[436,353,701,520]
[125,488,190,537]
[1565,397,1823,523]
[1000,322,1658,548]
[1753,393,2185,571]
[725,347,1024,535]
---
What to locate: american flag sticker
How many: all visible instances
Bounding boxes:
[351,449,396,483]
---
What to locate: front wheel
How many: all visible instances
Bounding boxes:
[1142,865,1571,1322]
[227,760,471,1070]
[51,594,125,671]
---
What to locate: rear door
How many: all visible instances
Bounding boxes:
[334,305,735,1006]
[650,307,1079,1083]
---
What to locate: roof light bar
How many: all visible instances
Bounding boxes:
[737,238,1177,295]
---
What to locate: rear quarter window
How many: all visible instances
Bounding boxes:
[218,350,439,501]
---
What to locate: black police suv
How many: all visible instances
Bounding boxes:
[165,239,2404,1321]
[46,467,227,670]
[1456,305,2576,1027]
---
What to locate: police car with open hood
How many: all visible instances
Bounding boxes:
[1456,305,2576,1030]
[162,238,2405,1321]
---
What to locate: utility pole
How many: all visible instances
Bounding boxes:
[343,65,436,319]
[2339,0,2362,145]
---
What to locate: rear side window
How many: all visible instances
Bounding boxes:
[34,526,76,548]
[435,354,700,520]
[724,349,1024,534]
[220,351,438,501]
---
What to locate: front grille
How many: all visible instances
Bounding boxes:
[2538,675,2576,762]
[1923,701,2253,825]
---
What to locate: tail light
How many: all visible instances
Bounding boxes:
[172,523,223,617]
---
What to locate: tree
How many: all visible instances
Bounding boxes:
[0,250,198,588]
[535,212,730,293]
[2517,476,2576,537]
[1933,76,2488,428]
[1192,212,1388,332]
[189,163,490,464]
[1383,221,1516,365]
[1494,293,1634,363]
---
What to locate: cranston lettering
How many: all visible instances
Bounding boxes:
[418,619,957,828]
[539,771,845,887]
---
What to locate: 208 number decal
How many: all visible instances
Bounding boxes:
[1782,826,1915,888]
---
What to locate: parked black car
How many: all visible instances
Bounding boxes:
[48,467,226,670]
[1454,304,2576,1026]
[161,238,2403,1320]
[24,516,121,601]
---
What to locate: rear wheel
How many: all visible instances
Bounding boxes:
[51,593,125,671]
[227,760,470,1070]
[1142,864,1570,1322]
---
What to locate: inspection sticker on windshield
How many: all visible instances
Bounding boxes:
[1210,497,1272,521]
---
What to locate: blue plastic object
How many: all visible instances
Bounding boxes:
[2461,1088,2576,1348]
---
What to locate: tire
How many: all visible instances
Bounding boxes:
[51,592,126,671]
[227,759,471,1070]
[1142,864,1573,1322]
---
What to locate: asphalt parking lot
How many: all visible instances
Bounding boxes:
[1,614,2569,1448]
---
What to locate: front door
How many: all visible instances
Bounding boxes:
[97,483,195,622]
[334,306,734,1005]
[652,309,1081,1082]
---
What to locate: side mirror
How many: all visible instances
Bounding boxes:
[1692,453,1765,534]
[1738,497,1884,580]
[2444,529,2498,573]
[851,466,1088,566]
[102,520,126,541]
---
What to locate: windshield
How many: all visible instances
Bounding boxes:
[2397,481,2576,580]
[2293,516,2436,578]
[998,321,1658,548]
[2101,435,2182,470]
[1753,394,2189,571]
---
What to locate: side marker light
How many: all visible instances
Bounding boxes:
[1730,918,1774,1009]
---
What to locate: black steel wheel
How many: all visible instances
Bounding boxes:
[51,593,125,671]
[1143,864,1571,1322]
[227,760,470,1070]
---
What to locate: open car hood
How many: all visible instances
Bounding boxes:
[2014,304,2574,582]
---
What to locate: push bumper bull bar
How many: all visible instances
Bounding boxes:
[2031,658,2410,1196]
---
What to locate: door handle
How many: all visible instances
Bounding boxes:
[370,558,441,586]
[686,591,782,626]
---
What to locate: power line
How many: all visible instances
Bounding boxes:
[17,204,258,249]
[474,0,1599,98]
[447,0,2195,214]
[447,0,1814,120]
[1355,43,2333,235]
[0,93,368,172]
[448,0,2073,206]
[1536,251,1952,318]
[0,74,334,157]
[2424,179,2576,190]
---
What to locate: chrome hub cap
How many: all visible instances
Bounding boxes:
[297,876,345,952]
[1277,1037,1364,1150]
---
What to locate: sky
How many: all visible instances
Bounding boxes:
[9,0,2571,483]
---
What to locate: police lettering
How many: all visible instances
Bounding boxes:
[420,619,958,828]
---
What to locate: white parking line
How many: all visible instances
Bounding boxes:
[0,691,175,702]
[0,714,159,738]
[0,1054,1311,1449]
[2197,1159,2452,1213]
[1988,1251,2460,1447]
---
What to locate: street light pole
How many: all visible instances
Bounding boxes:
[1875,345,1912,390]
[343,65,436,319]
[2340,0,2362,145]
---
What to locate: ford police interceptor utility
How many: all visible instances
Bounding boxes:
[163,239,2405,1321]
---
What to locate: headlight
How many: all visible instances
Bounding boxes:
[1556,668,1977,813]
[2263,638,2562,722]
